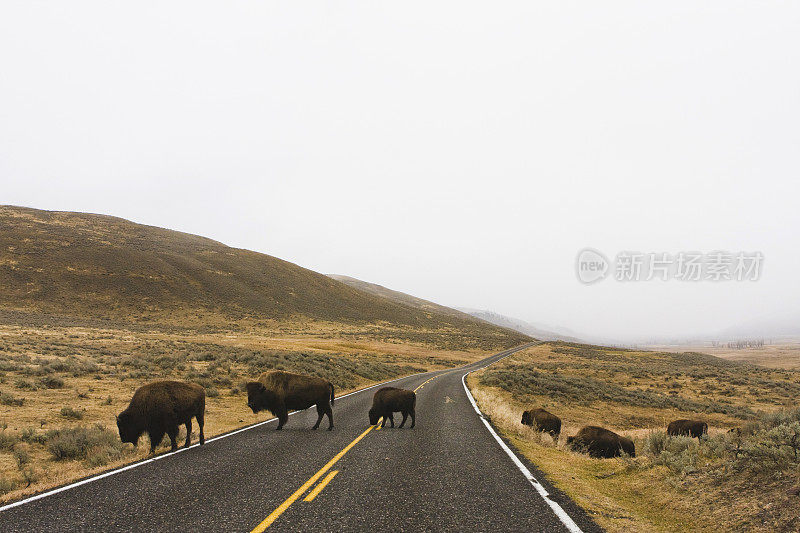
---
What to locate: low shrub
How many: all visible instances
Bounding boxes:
[60,406,85,420]
[20,467,38,487]
[14,379,38,391]
[38,376,65,389]
[45,424,129,464]
[20,427,46,445]
[0,476,16,495]
[0,430,18,451]
[0,391,25,406]
[13,449,30,468]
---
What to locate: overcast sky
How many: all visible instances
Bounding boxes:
[2,2,799,342]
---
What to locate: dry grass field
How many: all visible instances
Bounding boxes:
[648,341,800,370]
[468,342,800,532]
[0,321,498,504]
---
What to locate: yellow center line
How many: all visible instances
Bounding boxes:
[414,376,436,392]
[250,425,375,532]
[303,470,338,502]
[250,373,440,531]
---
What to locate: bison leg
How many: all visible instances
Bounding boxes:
[312,403,325,430]
[276,407,289,430]
[325,404,333,431]
[167,427,179,452]
[184,419,192,448]
[148,430,165,455]
[398,411,408,428]
[197,413,205,445]
[388,413,395,428]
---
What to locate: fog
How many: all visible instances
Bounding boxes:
[2,2,799,342]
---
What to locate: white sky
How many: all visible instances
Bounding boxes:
[2,2,799,341]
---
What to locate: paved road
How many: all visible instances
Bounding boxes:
[1,343,600,532]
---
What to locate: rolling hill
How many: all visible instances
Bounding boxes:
[327,274,475,320]
[0,206,528,344]
[326,274,585,343]
[457,308,583,342]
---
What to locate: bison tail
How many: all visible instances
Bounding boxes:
[330,383,335,405]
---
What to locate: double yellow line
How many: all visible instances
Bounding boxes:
[250,374,439,532]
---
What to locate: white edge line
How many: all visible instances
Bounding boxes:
[0,368,434,513]
[461,348,583,533]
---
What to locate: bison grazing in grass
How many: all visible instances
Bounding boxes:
[667,419,708,441]
[246,370,334,430]
[567,426,635,458]
[116,381,205,454]
[521,408,561,440]
[368,387,416,428]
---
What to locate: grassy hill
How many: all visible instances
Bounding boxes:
[0,206,527,346]
[327,274,477,320]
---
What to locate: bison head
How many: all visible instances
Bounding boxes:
[521,411,531,425]
[620,437,636,457]
[246,381,278,414]
[368,407,379,426]
[116,411,142,446]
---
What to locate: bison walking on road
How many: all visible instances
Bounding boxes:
[667,419,708,441]
[567,426,635,458]
[116,381,206,454]
[246,370,334,430]
[369,387,416,428]
[521,408,561,441]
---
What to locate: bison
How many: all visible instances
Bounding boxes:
[368,387,416,428]
[116,381,205,454]
[521,408,561,440]
[566,426,635,458]
[246,370,334,430]
[667,419,708,441]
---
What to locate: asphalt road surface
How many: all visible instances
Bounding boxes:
[1,343,601,532]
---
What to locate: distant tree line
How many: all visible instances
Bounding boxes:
[711,339,767,349]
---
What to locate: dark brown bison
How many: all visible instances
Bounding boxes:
[667,419,708,441]
[521,408,561,440]
[116,381,205,454]
[368,387,416,428]
[246,370,334,430]
[566,426,635,458]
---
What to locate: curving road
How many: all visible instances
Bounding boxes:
[0,343,600,532]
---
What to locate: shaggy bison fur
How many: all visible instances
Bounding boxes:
[246,370,334,430]
[521,408,561,440]
[567,426,635,458]
[116,381,205,454]
[368,387,416,428]
[667,419,708,441]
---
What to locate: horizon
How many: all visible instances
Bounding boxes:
[2,2,799,342]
